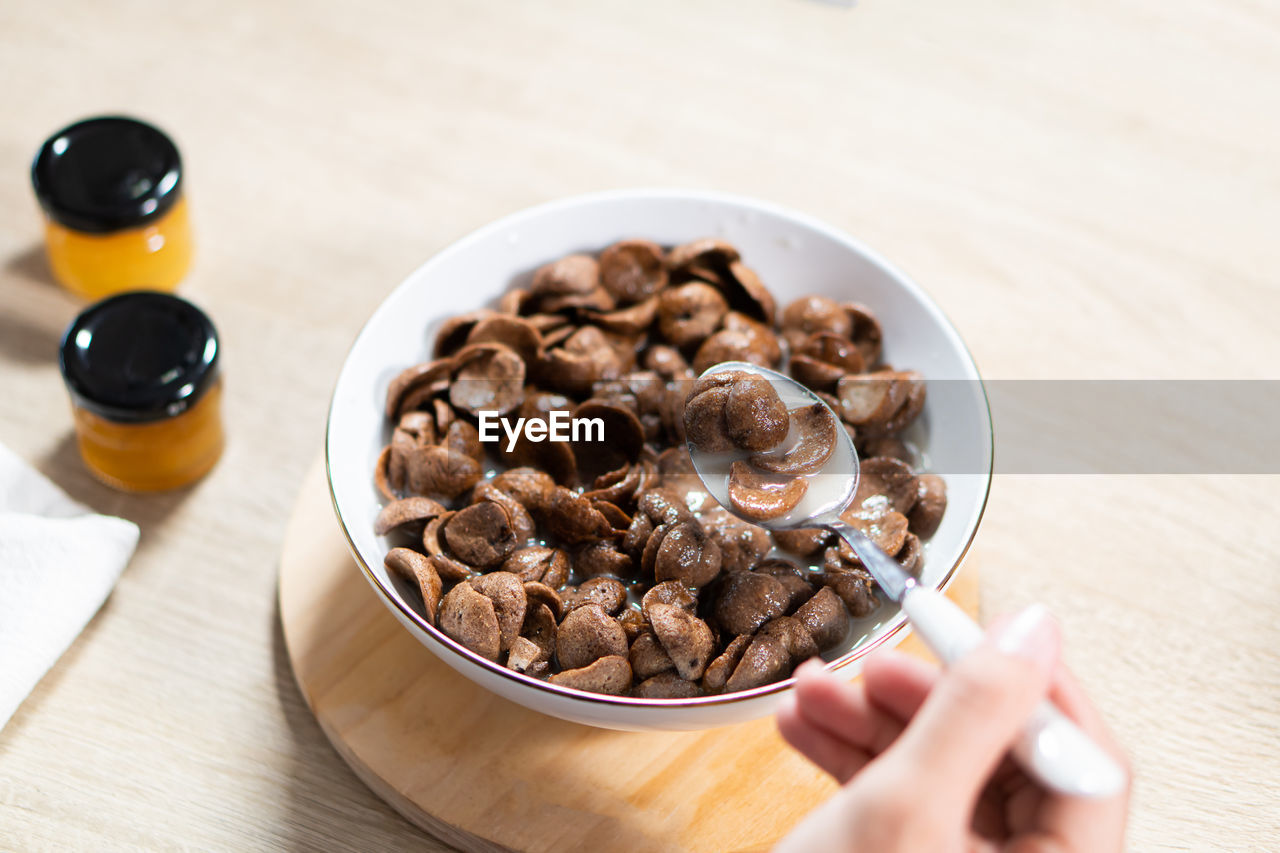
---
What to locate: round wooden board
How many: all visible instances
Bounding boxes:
[278,459,980,852]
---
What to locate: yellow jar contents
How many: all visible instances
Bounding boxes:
[60,292,223,492]
[33,116,193,299]
[44,198,192,299]
[72,378,224,491]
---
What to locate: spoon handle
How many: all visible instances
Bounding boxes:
[899,585,1127,798]
[828,522,1126,798]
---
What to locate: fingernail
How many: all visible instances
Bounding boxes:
[795,657,826,679]
[992,603,1057,668]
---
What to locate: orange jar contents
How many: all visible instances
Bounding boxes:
[33,116,193,299]
[60,292,224,491]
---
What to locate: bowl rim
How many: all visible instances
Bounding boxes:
[325,187,993,709]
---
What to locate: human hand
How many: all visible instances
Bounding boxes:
[775,605,1130,853]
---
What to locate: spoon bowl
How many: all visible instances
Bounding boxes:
[686,362,920,601]
[687,361,862,531]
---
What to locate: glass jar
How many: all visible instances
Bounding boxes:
[59,292,224,491]
[32,116,193,299]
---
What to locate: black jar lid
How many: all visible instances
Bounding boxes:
[32,116,183,234]
[60,292,219,423]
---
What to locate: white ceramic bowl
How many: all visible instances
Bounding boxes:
[326,189,992,731]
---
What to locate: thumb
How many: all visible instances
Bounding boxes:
[890,604,1060,796]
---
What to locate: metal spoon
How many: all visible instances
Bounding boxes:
[687,362,1126,798]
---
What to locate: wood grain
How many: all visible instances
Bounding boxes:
[279,460,980,853]
[0,0,1277,850]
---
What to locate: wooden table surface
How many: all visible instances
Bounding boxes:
[2,1,1277,850]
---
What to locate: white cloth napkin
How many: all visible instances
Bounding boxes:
[0,441,138,730]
